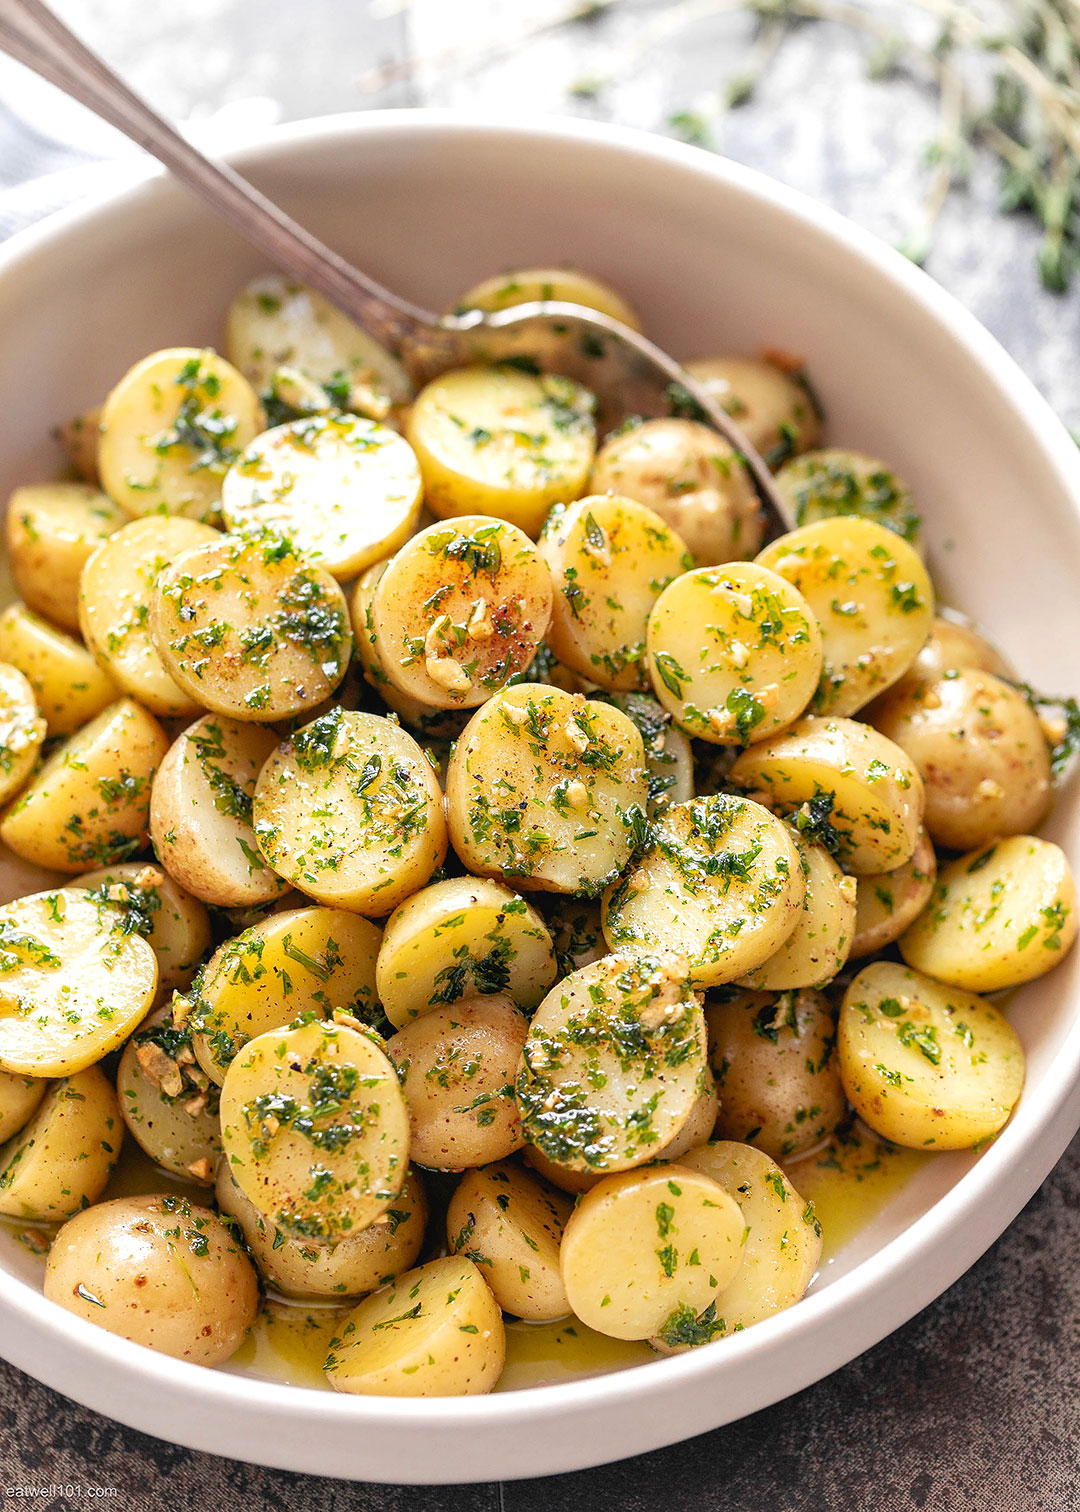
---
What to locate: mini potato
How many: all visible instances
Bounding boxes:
[98,347,263,520]
[44,1194,258,1365]
[407,366,596,537]
[453,266,642,329]
[6,482,126,631]
[773,449,920,546]
[738,831,856,990]
[189,905,383,1084]
[150,531,352,723]
[899,835,1078,993]
[707,988,846,1160]
[0,1067,121,1220]
[602,794,804,986]
[598,692,694,818]
[220,1019,409,1240]
[221,415,423,580]
[150,716,285,908]
[79,515,220,717]
[217,1160,427,1300]
[757,516,934,716]
[0,886,158,1077]
[72,861,212,994]
[588,417,762,565]
[445,684,648,897]
[869,669,1051,853]
[57,406,103,485]
[0,1069,45,1141]
[839,961,1025,1150]
[446,1159,573,1321]
[376,875,556,1028]
[538,494,690,691]
[559,1163,745,1341]
[516,953,707,1175]
[370,516,552,708]
[0,697,167,873]
[683,355,822,467]
[0,604,119,736]
[253,709,447,915]
[851,829,937,959]
[0,662,45,805]
[646,562,822,744]
[225,274,410,413]
[903,614,1011,685]
[117,1007,221,1183]
[729,716,924,875]
[385,995,528,1170]
[670,1142,822,1338]
[324,1254,505,1398]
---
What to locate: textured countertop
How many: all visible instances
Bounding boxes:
[1,3,1078,1506]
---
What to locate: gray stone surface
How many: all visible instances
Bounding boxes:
[1,2,1079,1505]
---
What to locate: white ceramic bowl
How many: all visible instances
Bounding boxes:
[1,110,1079,1485]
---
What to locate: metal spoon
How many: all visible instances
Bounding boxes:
[0,0,794,535]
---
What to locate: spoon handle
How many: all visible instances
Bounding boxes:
[0,0,438,354]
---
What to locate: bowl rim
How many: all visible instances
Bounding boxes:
[1,105,1079,1472]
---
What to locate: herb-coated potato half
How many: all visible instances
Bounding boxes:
[79,515,221,717]
[850,828,937,960]
[596,691,694,819]
[646,561,822,744]
[869,669,1052,853]
[588,417,762,566]
[757,515,933,716]
[729,716,924,875]
[772,448,920,547]
[150,531,352,723]
[0,697,167,873]
[116,1005,221,1183]
[0,887,157,1077]
[0,1068,46,1142]
[188,904,383,1085]
[559,1163,745,1340]
[370,515,552,708]
[253,708,447,915]
[98,348,263,520]
[72,860,212,994]
[150,715,285,908]
[738,828,856,990]
[0,604,120,737]
[220,1018,409,1241]
[683,355,822,469]
[221,415,423,580]
[602,794,804,987]
[538,493,691,692]
[406,366,596,538]
[0,661,45,807]
[217,1159,427,1301]
[707,987,846,1160]
[376,875,556,1028]
[44,1193,258,1364]
[445,684,648,898]
[386,994,528,1170]
[324,1254,505,1397]
[446,1160,573,1321]
[0,1066,121,1220]
[899,835,1077,993]
[6,482,126,632]
[838,961,1025,1150]
[452,265,643,330]
[516,952,707,1176]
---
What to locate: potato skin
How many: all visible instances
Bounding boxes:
[708,988,846,1160]
[870,669,1051,852]
[683,357,821,467]
[44,1194,258,1365]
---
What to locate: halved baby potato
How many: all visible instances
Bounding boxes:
[72,860,211,994]
[683,355,821,468]
[773,449,920,546]
[116,1005,221,1183]
[0,1068,46,1142]
[0,1066,121,1220]
[598,692,694,818]
[150,715,285,908]
[220,1018,409,1241]
[851,829,937,960]
[221,415,423,580]
[150,531,352,723]
[98,347,263,520]
[253,709,447,915]
[7,482,126,631]
[0,662,45,806]
[738,829,856,990]
[453,266,642,330]
[0,604,120,736]
[446,1160,573,1321]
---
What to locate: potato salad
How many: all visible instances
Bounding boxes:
[0,263,1075,1398]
